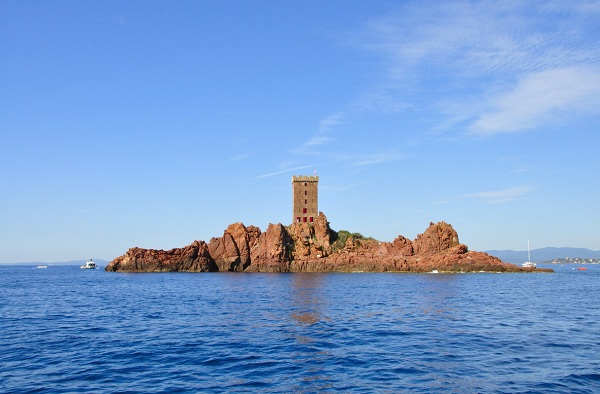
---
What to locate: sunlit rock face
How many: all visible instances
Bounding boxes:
[105,213,552,273]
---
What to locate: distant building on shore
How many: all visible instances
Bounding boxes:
[292,175,318,223]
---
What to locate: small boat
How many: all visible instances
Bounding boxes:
[578,267,587,271]
[35,265,48,269]
[80,259,97,269]
[522,240,536,268]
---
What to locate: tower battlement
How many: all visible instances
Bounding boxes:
[291,175,319,223]
[292,175,319,182]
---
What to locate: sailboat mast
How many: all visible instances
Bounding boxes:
[528,240,531,262]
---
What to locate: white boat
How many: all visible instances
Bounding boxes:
[80,259,97,269]
[522,241,536,268]
[35,265,48,269]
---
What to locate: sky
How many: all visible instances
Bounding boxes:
[1,0,600,263]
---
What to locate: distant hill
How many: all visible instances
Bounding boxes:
[486,248,600,264]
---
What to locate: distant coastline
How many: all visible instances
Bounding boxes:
[545,257,600,265]
[486,248,600,264]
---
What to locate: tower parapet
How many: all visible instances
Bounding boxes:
[292,175,319,223]
[292,175,319,182]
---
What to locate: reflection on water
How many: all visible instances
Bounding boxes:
[418,273,461,319]
[282,274,333,390]
[289,273,326,326]
[291,312,319,325]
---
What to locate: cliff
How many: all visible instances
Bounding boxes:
[105,212,552,273]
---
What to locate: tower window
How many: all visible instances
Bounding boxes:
[303,208,307,214]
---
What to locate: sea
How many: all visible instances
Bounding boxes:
[1,264,599,393]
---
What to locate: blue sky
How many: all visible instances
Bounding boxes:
[2,1,599,263]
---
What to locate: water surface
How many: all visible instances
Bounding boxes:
[1,264,599,393]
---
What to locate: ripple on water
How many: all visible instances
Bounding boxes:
[1,266,600,392]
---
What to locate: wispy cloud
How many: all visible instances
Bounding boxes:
[347,1,600,136]
[469,67,600,134]
[291,113,341,155]
[229,153,252,162]
[290,138,331,156]
[256,164,316,179]
[465,185,534,204]
[323,181,370,192]
[358,2,600,79]
[304,136,334,147]
[319,113,344,132]
[351,151,406,166]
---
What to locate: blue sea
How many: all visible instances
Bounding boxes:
[1,264,599,393]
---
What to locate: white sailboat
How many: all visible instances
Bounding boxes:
[522,241,536,268]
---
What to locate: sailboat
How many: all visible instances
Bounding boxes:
[522,241,536,268]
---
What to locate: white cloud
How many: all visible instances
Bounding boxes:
[470,68,600,134]
[465,185,534,204]
[358,2,600,80]
[347,1,600,137]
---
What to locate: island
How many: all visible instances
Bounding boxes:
[105,213,552,273]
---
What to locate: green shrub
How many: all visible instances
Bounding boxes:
[332,230,351,252]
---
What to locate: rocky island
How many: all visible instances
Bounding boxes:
[105,213,552,273]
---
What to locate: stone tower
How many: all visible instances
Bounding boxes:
[292,175,318,223]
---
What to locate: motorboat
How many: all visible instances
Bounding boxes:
[35,265,48,269]
[80,259,97,269]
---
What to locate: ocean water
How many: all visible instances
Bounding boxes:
[1,264,599,393]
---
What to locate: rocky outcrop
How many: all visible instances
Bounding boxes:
[286,212,334,260]
[389,235,414,256]
[105,241,216,272]
[246,223,294,272]
[208,223,260,272]
[105,213,553,273]
[413,221,460,255]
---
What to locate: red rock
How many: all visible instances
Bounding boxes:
[105,241,216,272]
[246,223,294,272]
[105,214,553,273]
[413,221,459,256]
[208,223,259,272]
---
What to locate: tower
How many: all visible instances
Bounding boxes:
[292,175,318,223]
